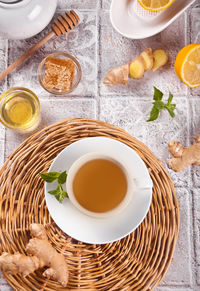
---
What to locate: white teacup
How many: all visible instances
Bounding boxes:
[66,152,134,218]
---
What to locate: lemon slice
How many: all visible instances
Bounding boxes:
[137,0,175,12]
[175,44,200,88]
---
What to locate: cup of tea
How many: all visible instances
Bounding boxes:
[66,152,134,218]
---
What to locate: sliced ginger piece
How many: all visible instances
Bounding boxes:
[140,48,154,71]
[152,49,168,72]
[103,47,168,86]
[129,56,145,79]
[103,64,129,86]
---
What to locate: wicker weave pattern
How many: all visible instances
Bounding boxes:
[0,118,179,291]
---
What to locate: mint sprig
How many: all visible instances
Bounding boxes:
[39,172,60,183]
[39,171,68,203]
[147,87,176,122]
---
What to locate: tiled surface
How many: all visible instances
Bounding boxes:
[0,39,7,93]
[190,99,200,188]
[4,98,96,160]
[58,0,98,10]
[99,97,190,188]
[0,0,200,290]
[193,189,200,286]
[189,8,200,97]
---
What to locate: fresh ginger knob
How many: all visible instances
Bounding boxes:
[168,136,200,172]
[0,224,69,287]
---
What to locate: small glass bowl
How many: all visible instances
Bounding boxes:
[0,87,40,131]
[38,52,82,95]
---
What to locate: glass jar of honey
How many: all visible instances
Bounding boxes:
[0,87,40,131]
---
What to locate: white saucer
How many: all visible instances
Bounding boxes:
[110,0,196,39]
[45,137,153,244]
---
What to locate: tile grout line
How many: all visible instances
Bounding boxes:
[184,11,189,98]
[191,187,199,288]
[188,96,199,287]
[188,186,195,289]
[96,0,101,120]
[185,3,192,189]
[185,13,196,286]
[38,96,96,101]
[174,9,198,288]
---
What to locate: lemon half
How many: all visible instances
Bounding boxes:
[137,0,175,12]
[175,44,200,88]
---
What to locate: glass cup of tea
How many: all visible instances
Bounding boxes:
[0,87,40,131]
[66,152,134,218]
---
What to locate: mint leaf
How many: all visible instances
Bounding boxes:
[63,191,68,197]
[153,86,163,101]
[40,172,60,183]
[165,92,176,118]
[55,194,64,203]
[58,184,68,198]
[167,92,173,105]
[58,183,63,192]
[153,100,165,110]
[58,171,67,184]
[40,171,69,203]
[166,107,175,118]
[61,191,68,198]
[171,104,176,110]
[165,102,176,118]
[147,87,176,122]
[48,184,68,203]
[147,106,159,122]
[48,187,61,195]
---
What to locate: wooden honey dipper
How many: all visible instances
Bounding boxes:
[0,10,79,82]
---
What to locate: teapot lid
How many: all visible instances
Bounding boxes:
[0,0,57,39]
[0,0,31,7]
[0,0,23,3]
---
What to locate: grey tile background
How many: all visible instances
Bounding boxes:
[0,0,200,290]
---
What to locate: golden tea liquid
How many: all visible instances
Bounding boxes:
[73,159,127,213]
[0,88,40,130]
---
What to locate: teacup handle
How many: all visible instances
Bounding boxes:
[133,178,153,190]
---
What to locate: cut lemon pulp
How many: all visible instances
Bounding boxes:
[175,44,200,88]
[137,0,175,12]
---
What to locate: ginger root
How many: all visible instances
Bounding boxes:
[103,47,168,86]
[129,56,145,79]
[0,224,68,287]
[0,253,42,277]
[140,48,154,71]
[152,49,168,72]
[103,63,129,86]
[168,136,200,172]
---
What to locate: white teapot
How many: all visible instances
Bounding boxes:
[0,0,57,39]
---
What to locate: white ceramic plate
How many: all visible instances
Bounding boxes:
[45,137,153,244]
[110,0,196,39]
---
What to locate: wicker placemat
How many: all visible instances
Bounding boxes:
[0,118,179,291]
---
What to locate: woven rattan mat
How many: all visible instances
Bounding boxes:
[0,118,179,291]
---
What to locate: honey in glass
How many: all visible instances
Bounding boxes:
[0,87,40,131]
